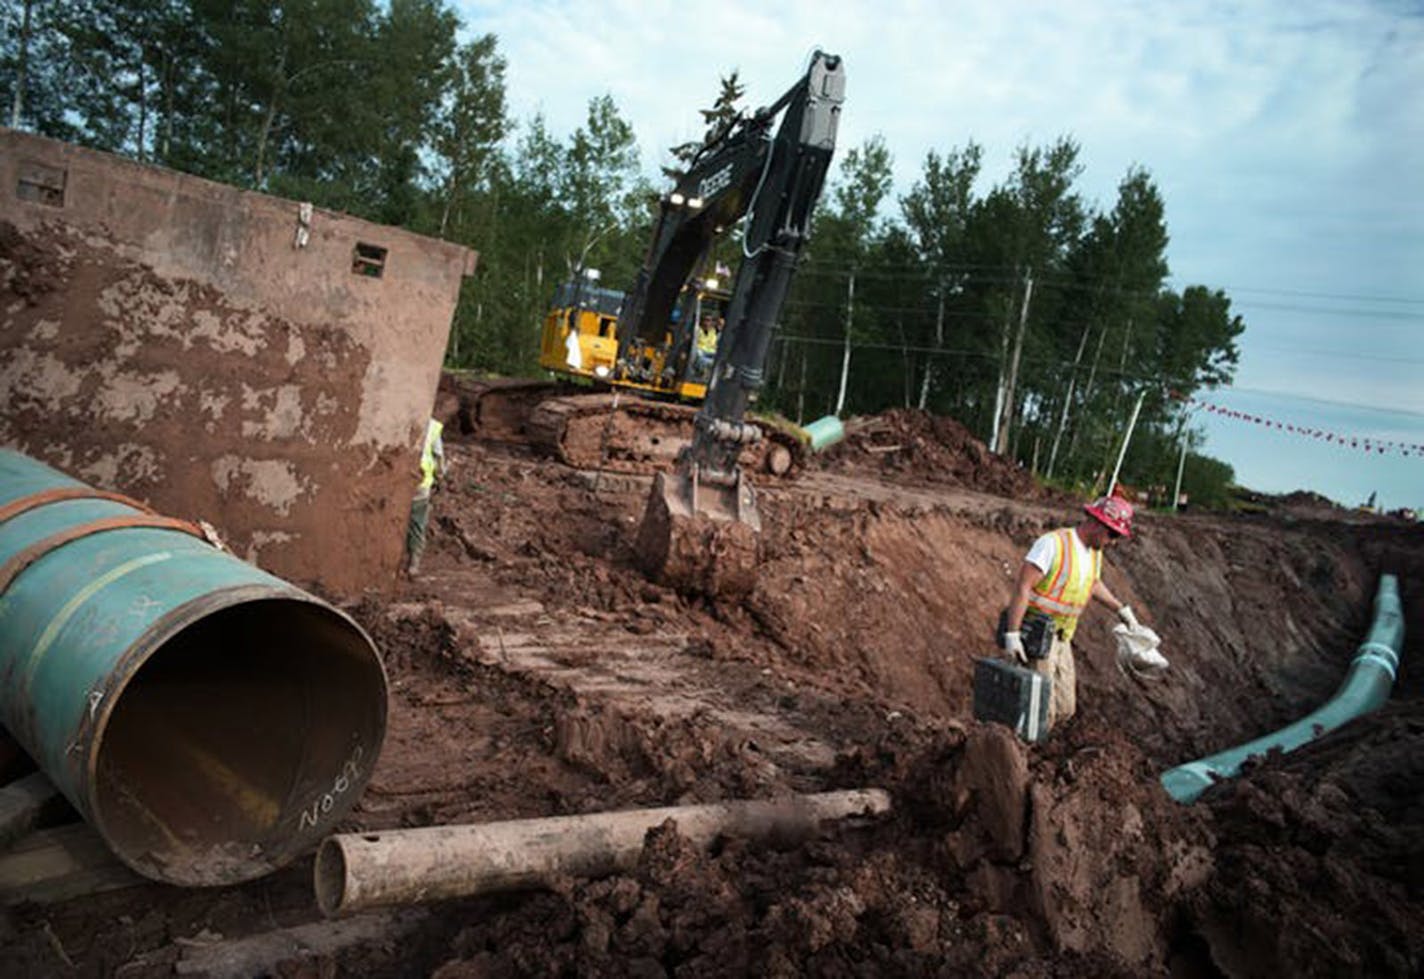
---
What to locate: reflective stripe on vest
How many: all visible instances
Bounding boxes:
[1026,528,1102,640]
[418,419,444,492]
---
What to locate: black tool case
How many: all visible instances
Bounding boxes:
[973,658,1052,742]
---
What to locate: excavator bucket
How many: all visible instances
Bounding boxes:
[634,469,761,598]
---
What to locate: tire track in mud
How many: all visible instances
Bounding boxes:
[350,585,844,834]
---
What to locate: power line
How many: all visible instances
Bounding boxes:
[770,332,1424,422]
[780,297,1420,367]
[1189,284,1424,306]
[1209,387,1424,422]
[1244,343,1424,366]
[790,260,1424,318]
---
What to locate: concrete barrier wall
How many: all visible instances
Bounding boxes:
[0,128,476,593]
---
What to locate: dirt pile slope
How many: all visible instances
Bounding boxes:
[815,408,1062,502]
[2,413,1421,977]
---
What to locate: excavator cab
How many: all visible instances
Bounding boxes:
[536,277,624,382]
[538,276,730,402]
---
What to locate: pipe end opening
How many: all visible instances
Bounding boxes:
[92,596,386,886]
[314,836,349,917]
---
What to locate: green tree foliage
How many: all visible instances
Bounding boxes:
[1,0,80,137]
[431,33,508,238]
[562,94,646,279]
[667,70,745,173]
[0,7,1245,503]
[768,134,1243,502]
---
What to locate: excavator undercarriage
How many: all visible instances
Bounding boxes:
[444,376,802,478]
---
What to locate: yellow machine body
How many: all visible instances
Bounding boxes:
[536,280,725,403]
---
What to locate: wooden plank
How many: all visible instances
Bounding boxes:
[174,910,429,979]
[0,772,67,851]
[0,822,147,906]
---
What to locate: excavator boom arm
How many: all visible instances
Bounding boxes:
[634,52,845,596]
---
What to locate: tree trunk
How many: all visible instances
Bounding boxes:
[1067,319,1110,469]
[1046,322,1092,479]
[438,171,459,237]
[10,0,33,128]
[253,47,288,188]
[135,59,148,161]
[897,318,912,408]
[990,312,1010,449]
[993,270,1033,455]
[917,283,945,410]
[160,49,175,161]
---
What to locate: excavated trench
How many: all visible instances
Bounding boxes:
[3,422,1423,977]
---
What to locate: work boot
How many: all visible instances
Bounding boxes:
[404,557,421,579]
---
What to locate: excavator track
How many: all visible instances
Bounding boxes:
[526,393,803,478]
[441,375,576,442]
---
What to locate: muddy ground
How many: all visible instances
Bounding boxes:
[3,404,1423,978]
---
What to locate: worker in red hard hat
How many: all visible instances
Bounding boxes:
[1000,494,1166,732]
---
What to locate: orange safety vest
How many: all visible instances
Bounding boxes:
[1026,528,1102,641]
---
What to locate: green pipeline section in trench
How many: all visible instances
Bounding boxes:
[1160,574,1405,803]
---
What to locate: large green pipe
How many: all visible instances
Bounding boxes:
[1161,574,1405,803]
[0,450,388,885]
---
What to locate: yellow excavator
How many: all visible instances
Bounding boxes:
[482,52,845,594]
[537,277,729,403]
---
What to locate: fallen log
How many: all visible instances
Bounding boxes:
[316,787,890,916]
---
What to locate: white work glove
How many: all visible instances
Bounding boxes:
[1002,631,1026,664]
[1117,605,1140,630]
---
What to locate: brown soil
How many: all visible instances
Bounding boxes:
[3,395,1423,977]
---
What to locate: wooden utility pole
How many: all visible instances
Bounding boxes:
[10,0,34,129]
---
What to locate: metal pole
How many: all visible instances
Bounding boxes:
[1107,390,1146,498]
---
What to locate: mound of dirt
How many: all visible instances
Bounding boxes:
[815,409,1063,501]
[1184,702,1424,977]
[4,411,1421,978]
[0,218,68,303]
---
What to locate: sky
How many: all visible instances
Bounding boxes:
[456,0,1424,511]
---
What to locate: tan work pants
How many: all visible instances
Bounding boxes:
[1030,634,1076,729]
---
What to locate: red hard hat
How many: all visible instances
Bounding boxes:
[1084,495,1134,537]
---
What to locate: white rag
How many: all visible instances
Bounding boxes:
[1113,623,1169,678]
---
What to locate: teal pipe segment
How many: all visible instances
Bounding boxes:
[802,415,846,452]
[1161,574,1405,803]
[0,450,388,886]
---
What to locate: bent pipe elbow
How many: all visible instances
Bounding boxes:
[1160,575,1404,804]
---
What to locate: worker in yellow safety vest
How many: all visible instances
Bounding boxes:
[1001,495,1167,730]
[692,312,721,375]
[404,394,455,578]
